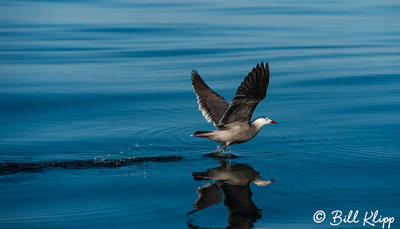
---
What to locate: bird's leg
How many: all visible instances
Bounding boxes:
[216,143,223,153]
[221,145,227,155]
[218,157,228,167]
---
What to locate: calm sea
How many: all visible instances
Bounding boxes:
[0,0,399,228]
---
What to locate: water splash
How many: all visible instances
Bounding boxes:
[0,156,182,175]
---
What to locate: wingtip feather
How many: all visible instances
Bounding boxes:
[191,69,198,79]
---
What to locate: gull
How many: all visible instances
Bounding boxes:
[188,163,274,228]
[191,62,276,154]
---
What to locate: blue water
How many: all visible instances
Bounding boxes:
[1,0,399,228]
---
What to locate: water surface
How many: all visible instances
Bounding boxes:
[0,0,399,228]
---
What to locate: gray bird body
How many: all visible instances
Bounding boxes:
[193,121,262,145]
[191,62,275,151]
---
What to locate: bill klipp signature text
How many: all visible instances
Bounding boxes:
[313,210,395,228]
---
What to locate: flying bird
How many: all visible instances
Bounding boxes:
[189,163,274,228]
[191,62,276,155]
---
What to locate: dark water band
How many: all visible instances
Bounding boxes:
[0,156,183,175]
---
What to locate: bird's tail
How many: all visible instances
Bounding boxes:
[191,130,213,138]
[192,172,209,180]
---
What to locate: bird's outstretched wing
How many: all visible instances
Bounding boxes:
[218,62,269,127]
[187,183,223,215]
[192,70,229,126]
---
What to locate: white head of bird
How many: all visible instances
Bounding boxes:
[252,117,277,130]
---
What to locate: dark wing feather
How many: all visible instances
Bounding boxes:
[191,70,229,126]
[188,183,223,215]
[218,62,269,126]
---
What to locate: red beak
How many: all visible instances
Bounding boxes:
[271,120,277,124]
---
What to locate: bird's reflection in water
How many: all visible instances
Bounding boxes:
[188,159,274,229]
